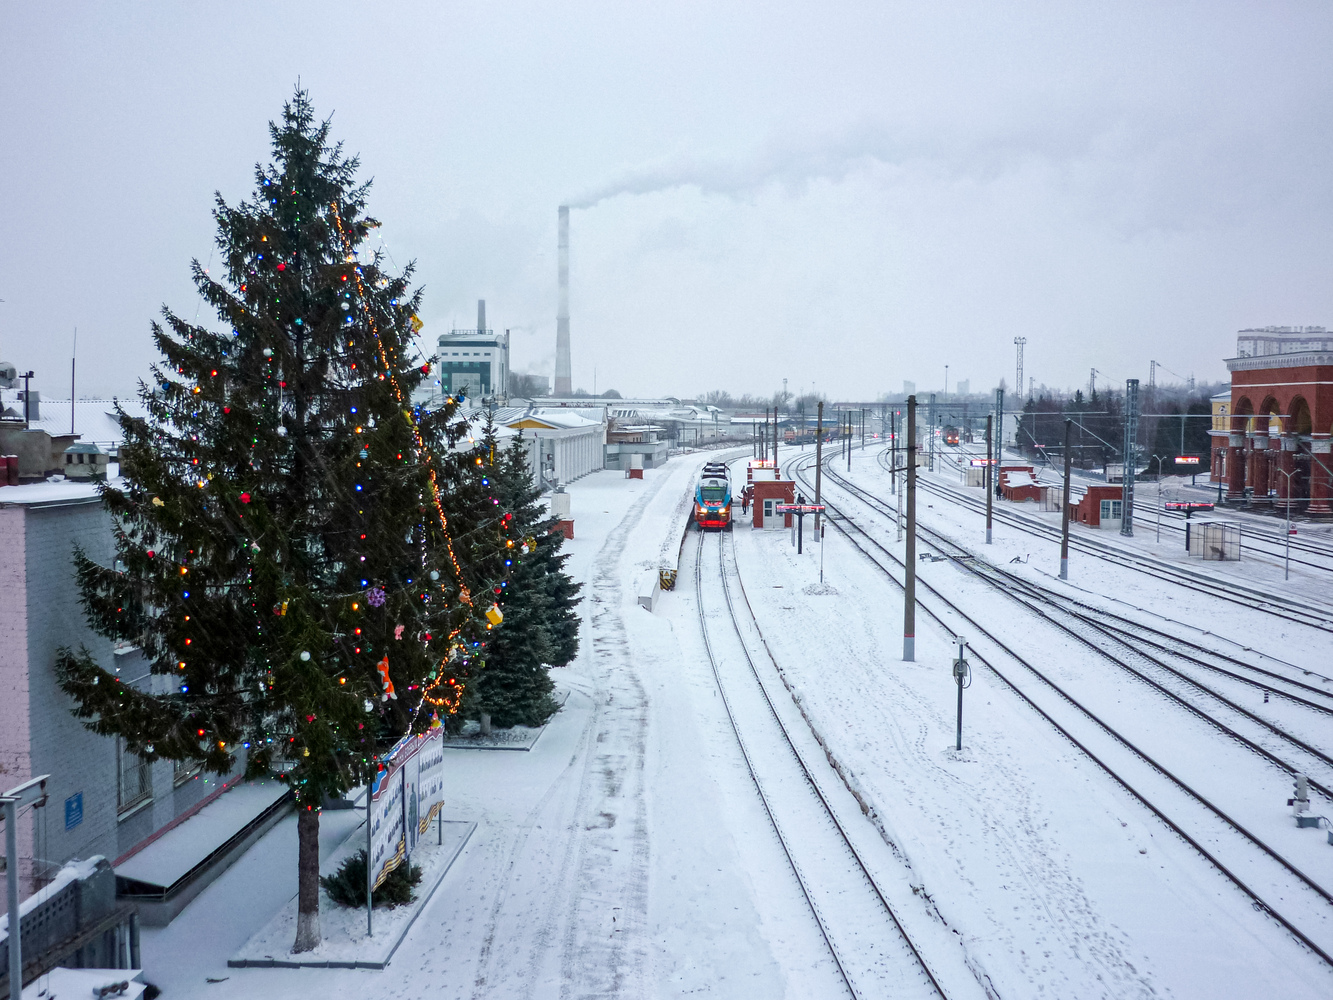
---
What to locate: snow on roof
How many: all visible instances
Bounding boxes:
[0,477,114,506]
[1004,471,1039,488]
[0,397,148,449]
[496,406,606,430]
[114,779,289,890]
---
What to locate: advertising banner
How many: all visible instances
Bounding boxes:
[369,766,405,890]
[368,725,446,889]
[415,728,445,836]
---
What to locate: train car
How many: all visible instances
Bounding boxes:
[943,425,960,446]
[695,466,733,530]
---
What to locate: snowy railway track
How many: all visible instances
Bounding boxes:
[692,528,957,1000]
[828,463,1333,799]
[902,454,1333,631]
[788,455,1333,970]
[941,445,1333,566]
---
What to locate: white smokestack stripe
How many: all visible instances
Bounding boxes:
[555,205,572,396]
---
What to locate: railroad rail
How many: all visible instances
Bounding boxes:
[692,526,956,1000]
[788,453,1333,969]
[826,461,1333,800]
[898,450,1333,631]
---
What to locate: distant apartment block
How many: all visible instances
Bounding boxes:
[1235,326,1333,358]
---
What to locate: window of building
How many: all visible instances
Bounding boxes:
[1099,499,1123,520]
[173,757,201,787]
[118,739,152,816]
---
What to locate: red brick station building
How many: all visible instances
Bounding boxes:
[1216,327,1333,514]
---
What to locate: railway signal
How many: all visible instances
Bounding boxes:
[952,638,971,751]
[776,500,825,554]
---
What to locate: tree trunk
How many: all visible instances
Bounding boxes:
[292,806,321,953]
[479,712,492,736]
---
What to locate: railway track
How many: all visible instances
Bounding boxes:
[897,450,1333,631]
[692,526,969,1000]
[787,453,1333,969]
[1008,453,1333,564]
[825,461,1333,798]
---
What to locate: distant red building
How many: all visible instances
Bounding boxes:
[1070,485,1124,528]
[747,460,795,528]
[1223,346,1333,513]
[999,466,1043,503]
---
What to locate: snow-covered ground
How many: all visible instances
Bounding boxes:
[137,445,1333,998]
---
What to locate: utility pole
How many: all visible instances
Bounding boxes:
[846,413,852,472]
[773,406,779,470]
[1060,418,1072,579]
[1088,368,1097,399]
[1014,336,1026,401]
[904,395,917,662]
[1121,379,1140,537]
[994,387,1005,476]
[814,401,824,533]
[985,414,994,544]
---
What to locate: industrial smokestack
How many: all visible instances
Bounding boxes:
[555,206,572,396]
[478,299,486,332]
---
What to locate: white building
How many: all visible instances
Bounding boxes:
[464,405,608,487]
[1235,326,1333,358]
[435,300,509,400]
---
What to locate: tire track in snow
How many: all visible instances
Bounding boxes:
[552,470,674,998]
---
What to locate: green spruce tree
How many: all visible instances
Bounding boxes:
[470,428,581,729]
[56,91,507,953]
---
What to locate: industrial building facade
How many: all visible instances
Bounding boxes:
[436,301,509,400]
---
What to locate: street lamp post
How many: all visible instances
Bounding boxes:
[1277,467,1297,581]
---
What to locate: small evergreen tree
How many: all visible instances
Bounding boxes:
[470,430,581,729]
[56,91,508,953]
[321,849,422,909]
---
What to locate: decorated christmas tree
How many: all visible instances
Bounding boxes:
[470,429,582,729]
[56,91,508,953]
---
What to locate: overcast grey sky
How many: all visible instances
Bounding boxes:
[3,2,1331,402]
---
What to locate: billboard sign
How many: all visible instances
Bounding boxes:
[368,725,446,889]
[1174,456,1201,465]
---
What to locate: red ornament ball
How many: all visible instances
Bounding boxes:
[240,493,251,504]
[277,262,286,271]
